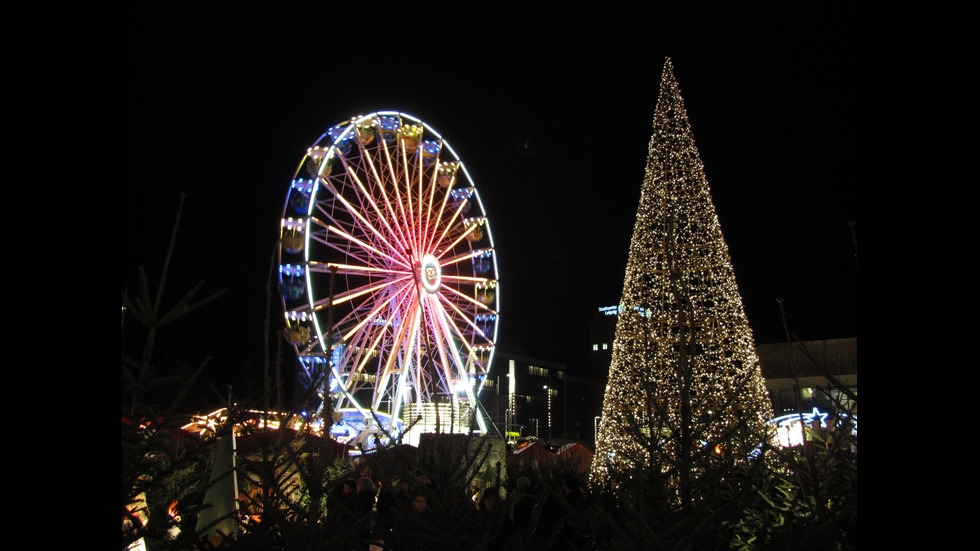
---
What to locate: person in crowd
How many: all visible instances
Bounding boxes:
[478,486,514,547]
[411,492,429,514]
[327,478,357,522]
[354,477,377,515]
[352,476,378,548]
[509,476,538,532]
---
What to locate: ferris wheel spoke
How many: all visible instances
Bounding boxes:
[306,221,331,247]
[307,261,411,277]
[377,133,417,255]
[398,134,418,246]
[438,292,491,343]
[314,278,390,313]
[420,296,457,393]
[429,192,469,250]
[420,157,441,254]
[334,133,410,260]
[436,225,481,260]
[428,211,464,258]
[329,307,385,354]
[334,285,411,395]
[403,153,424,255]
[351,318,390,377]
[410,139,425,249]
[330,142,412,256]
[318,174,411,267]
[316,275,411,312]
[415,141,441,253]
[336,320,384,395]
[326,224,411,270]
[315,234,386,270]
[422,161,459,255]
[357,176,410,261]
[337,305,382,367]
[440,274,492,284]
[395,137,426,256]
[330,365,370,417]
[306,217,372,265]
[431,297,479,364]
[440,283,497,314]
[414,305,442,404]
[333,248,378,271]
[375,292,420,411]
[320,157,409,265]
[333,279,415,344]
[439,246,493,269]
[308,208,391,267]
[428,297,480,405]
[359,139,415,257]
[385,288,423,416]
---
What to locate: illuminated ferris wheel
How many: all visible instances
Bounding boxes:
[277,112,499,446]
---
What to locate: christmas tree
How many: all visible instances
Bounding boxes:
[591,59,773,496]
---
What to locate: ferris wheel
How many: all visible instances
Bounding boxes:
[277,112,499,446]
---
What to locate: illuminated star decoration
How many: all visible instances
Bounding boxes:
[769,408,835,448]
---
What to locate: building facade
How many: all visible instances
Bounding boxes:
[756,337,857,417]
[590,306,857,446]
[479,351,569,443]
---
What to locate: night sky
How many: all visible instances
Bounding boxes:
[121,4,856,406]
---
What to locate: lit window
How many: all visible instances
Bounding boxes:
[602,343,608,350]
[593,344,599,351]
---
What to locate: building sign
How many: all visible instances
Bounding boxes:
[598,304,650,317]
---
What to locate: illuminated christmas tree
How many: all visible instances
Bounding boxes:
[591,59,773,497]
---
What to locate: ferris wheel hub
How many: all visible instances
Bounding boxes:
[419,254,442,293]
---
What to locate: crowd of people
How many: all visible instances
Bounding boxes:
[321,462,589,550]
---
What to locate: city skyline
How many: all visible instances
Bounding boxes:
[121,5,855,407]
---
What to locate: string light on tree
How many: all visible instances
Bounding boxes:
[590,59,774,492]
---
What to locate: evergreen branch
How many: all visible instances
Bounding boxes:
[153,192,186,316]
[164,355,212,419]
[156,281,230,328]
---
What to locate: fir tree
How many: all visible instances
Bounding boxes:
[591,59,774,508]
[122,193,230,549]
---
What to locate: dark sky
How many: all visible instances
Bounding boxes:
[121,4,856,404]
